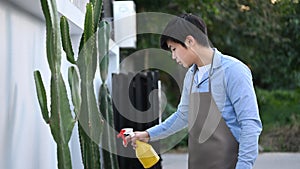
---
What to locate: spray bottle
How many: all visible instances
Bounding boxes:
[117,128,160,168]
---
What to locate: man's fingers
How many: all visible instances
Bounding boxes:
[123,136,131,147]
[131,141,136,149]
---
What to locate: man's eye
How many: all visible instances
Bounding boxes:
[172,48,176,51]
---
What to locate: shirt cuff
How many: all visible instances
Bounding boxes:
[146,126,160,142]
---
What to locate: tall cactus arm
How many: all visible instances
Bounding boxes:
[78,33,85,56]
[79,126,101,169]
[49,73,75,169]
[76,3,102,169]
[92,0,102,88]
[68,66,81,117]
[49,0,62,73]
[78,125,87,167]
[98,16,119,168]
[99,84,119,169]
[77,76,103,147]
[82,3,97,78]
[34,71,50,124]
[93,0,103,30]
[60,16,76,64]
[84,3,95,45]
[106,88,120,169]
[99,84,110,169]
[57,144,73,169]
[98,21,110,83]
[41,0,75,167]
[40,0,55,71]
[41,0,62,73]
[50,73,75,144]
[78,0,102,55]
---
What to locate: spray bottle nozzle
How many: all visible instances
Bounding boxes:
[117,128,135,145]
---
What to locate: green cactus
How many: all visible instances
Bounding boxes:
[98,21,110,83]
[61,1,105,168]
[34,0,75,169]
[98,21,120,169]
[36,0,119,168]
[60,16,75,64]
[68,67,80,117]
[99,84,120,169]
[76,3,103,169]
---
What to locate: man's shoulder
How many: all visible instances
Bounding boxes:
[221,54,242,66]
[220,54,250,73]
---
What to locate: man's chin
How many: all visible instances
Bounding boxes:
[179,62,190,68]
[186,64,193,68]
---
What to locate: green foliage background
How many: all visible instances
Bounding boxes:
[133,0,300,90]
[118,0,300,151]
[256,88,300,152]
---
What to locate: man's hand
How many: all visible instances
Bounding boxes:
[124,131,150,149]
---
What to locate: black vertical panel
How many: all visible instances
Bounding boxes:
[112,73,123,169]
[127,72,144,169]
[113,74,124,169]
[112,71,162,169]
[113,73,133,169]
[146,71,162,169]
[146,71,154,127]
[135,73,144,131]
[126,73,135,128]
[151,71,159,127]
[129,72,136,129]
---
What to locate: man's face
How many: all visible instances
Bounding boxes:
[167,40,194,68]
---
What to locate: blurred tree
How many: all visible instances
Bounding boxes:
[132,0,300,90]
[205,0,300,90]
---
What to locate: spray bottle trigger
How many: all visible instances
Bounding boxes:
[117,128,134,145]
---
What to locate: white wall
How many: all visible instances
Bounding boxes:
[0,1,120,169]
[0,2,56,169]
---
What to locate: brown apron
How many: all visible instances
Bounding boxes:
[188,58,238,169]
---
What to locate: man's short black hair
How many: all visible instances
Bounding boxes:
[160,13,210,50]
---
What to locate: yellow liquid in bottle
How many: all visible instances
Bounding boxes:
[135,140,160,168]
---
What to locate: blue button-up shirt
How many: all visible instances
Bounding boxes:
[147,48,262,169]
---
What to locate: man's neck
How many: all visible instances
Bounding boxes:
[195,47,214,67]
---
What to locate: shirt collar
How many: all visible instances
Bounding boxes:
[189,48,222,75]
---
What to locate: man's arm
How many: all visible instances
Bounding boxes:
[146,70,192,141]
[226,63,263,169]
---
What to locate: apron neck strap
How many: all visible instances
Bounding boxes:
[189,49,215,94]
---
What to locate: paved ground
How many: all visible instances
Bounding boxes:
[161,152,300,169]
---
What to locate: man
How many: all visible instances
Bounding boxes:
[124,13,262,169]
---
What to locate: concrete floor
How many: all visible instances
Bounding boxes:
[161,152,300,169]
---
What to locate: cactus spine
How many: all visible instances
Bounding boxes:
[34,0,75,169]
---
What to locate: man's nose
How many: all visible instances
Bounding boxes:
[172,53,176,59]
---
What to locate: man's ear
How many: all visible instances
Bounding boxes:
[185,35,194,47]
